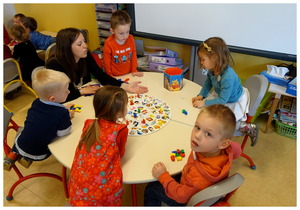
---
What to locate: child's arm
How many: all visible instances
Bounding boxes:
[103,42,114,77]
[64,103,75,119]
[117,126,128,158]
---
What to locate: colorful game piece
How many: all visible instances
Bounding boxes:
[170,149,185,162]
[70,104,83,113]
[182,109,188,115]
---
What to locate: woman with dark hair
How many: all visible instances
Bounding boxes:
[46,27,148,102]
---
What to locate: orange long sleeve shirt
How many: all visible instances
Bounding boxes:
[103,34,138,77]
[158,141,241,204]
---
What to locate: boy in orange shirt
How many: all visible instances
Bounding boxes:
[103,10,143,77]
[144,104,242,206]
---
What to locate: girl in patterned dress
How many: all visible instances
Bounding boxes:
[68,86,128,206]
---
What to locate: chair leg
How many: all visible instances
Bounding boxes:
[6,173,63,201]
[240,135,256,170]
[62,166,69,198]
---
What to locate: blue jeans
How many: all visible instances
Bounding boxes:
[144,174,186,206]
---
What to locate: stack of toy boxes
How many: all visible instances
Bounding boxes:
[147,47,184,72]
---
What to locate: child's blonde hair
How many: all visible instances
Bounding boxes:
[10,25,29,42]
[78,86,128,152]
[110,10,131,29]
[199,104,236,140]
[197,37,234,75]
[32,68,70,100]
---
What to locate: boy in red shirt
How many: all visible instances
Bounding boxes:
[103,10,143,77]
[144,104,242,206]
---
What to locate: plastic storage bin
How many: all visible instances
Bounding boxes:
[275,120,296,139]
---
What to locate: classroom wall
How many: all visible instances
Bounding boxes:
[13,3,100,51]
[12,4,295,80]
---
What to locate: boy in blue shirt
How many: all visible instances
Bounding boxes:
[4,69,74,171]
[21,16,56,50]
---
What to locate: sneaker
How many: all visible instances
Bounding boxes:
[238,122,259,147]
[3,152,18,171]
[18,157,33,168]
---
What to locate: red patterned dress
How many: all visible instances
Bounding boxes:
[68,119,128,206]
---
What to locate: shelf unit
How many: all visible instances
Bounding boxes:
[94,4,125,53]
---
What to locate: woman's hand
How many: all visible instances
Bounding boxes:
[192,95,204,103]
[152,162,167,179]
[79,85,100,95]
[122,81,148,94]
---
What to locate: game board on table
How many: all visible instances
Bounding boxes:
[127,94,171,136]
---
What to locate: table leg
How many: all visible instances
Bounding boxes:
[131,184,137,206]
[264,96,280,133]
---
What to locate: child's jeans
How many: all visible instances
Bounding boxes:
[144,174,186,206]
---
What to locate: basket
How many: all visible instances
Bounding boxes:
[275,120,296,139]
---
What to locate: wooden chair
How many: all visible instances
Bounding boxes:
[45,43,56,62]
[3,107,69,201]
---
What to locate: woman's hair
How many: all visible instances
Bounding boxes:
[78,86,128,152]
[10,25,29,42]
[48,27,87,82]
[110,10,131,29]
[199,104,236,139]
[31,68,70,100]
[197,37,234,75]
[21,16,38,31]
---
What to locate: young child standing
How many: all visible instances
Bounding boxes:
[10,25,45,82]
[192,37,258,146]
[3,69,74,171]
[103,10,143,77]
[21,16,56,50]
[68,86,129,206]
[144,104,241,206]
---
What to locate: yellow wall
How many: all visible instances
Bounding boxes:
[14,3,295,80]
[14,3,99,51]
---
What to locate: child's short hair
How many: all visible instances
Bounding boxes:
[14,13,25,19]
[110,10,131,29]
[10,25,29,42]
[197,37,234,75]
[199,104,236,139]
[21,16,38,31]
[32,68,70,100]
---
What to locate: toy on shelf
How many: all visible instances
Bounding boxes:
[70,104,83,113]
[170,149,185,161]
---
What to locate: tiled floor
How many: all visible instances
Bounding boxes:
[3,87,296,206]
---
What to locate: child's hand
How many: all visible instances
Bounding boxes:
[152,162,167,179]
[193,99,205,109]
[132,72,144,77]
[192,95,204,103]
[69,110,75,119]
[65,103,75,109]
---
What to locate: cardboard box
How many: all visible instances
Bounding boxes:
[149,62,184,72]
[149,55,182,65]
[286,77,296,96]
[164,67,183,91]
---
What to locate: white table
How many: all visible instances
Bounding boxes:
[264,83,296,133]
[48,72,202,205]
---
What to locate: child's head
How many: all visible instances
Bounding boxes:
[32,68,70,103]
[197,37,234,75]
[20,16,38,32]
[93,86,128,122]
[78,86,128,152]
[110,10,131,44]
[191,104,236,157]
[13,13,25,26]
[10,25,29,42]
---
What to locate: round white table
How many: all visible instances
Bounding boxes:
[48,72,202,205]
